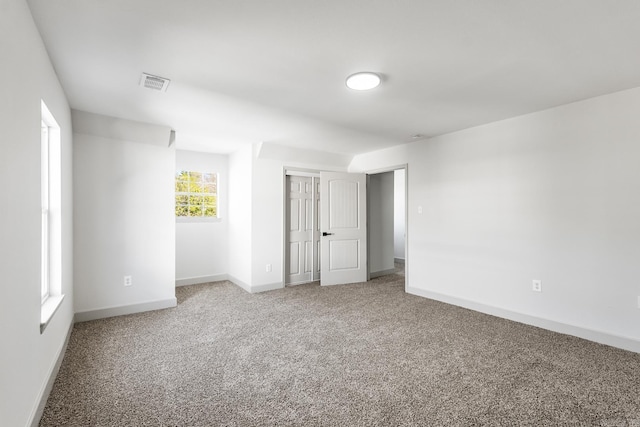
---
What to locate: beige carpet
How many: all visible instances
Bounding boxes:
[40,274,640,426]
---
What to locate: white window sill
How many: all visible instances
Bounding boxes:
[40,294,64,334]
[176,216,221,224]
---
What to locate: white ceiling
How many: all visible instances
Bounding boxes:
[27,0,640,155]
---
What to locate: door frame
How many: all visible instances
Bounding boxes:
[365,164,409,289]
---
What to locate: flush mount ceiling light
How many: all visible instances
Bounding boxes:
[346,72,381,91]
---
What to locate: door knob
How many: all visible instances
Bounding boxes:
[322,232,334,236]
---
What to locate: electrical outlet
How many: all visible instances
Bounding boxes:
[124,275,132,287]
[532,280,541,292]
[266,264,272,273]
[418,206,423,214]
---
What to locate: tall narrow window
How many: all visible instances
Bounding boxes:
[41,120,50,303]
[40,101,63,332]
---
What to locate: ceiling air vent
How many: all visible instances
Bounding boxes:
[139,73,170,92]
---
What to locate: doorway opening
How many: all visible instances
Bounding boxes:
[367,167,406,280]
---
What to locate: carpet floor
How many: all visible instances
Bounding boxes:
[40,274,640,426]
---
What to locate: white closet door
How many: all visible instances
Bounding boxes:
[286,176,313,285]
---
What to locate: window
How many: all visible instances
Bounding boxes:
[40,100,64,332]
[41,120,50,303]
[175,171,218,218]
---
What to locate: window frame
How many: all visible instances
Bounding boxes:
[175,170,220,222]
[40,100,64,333]
[41,120,50,304]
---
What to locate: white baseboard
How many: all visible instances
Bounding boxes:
[251,282,283,293]
[228,275,251,293]
[394,257,405,263]
[370,268,397,279]
[227,275,283,294]
[175,274,228,287]
[406,286,640,354]
[74,298,177,323]
[29,320,73,427]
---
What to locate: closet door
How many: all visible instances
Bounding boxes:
[285,176,313,285]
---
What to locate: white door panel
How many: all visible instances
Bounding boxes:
[286,175,314,285]
[320,172,367,285]
[329,240,360,270]
[289,242,300,275]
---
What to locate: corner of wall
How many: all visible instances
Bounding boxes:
[27,322,74,427]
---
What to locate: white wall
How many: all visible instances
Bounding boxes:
[175,150,228,285]
[73,111,176,320]
[227,145,253,287]
[369,171,395,276]
[394,169,406,260]
[250,147,286,289]
[0,1,74,425]
[350,87,640,352]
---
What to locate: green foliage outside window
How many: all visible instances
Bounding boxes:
[175,171,218,217]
